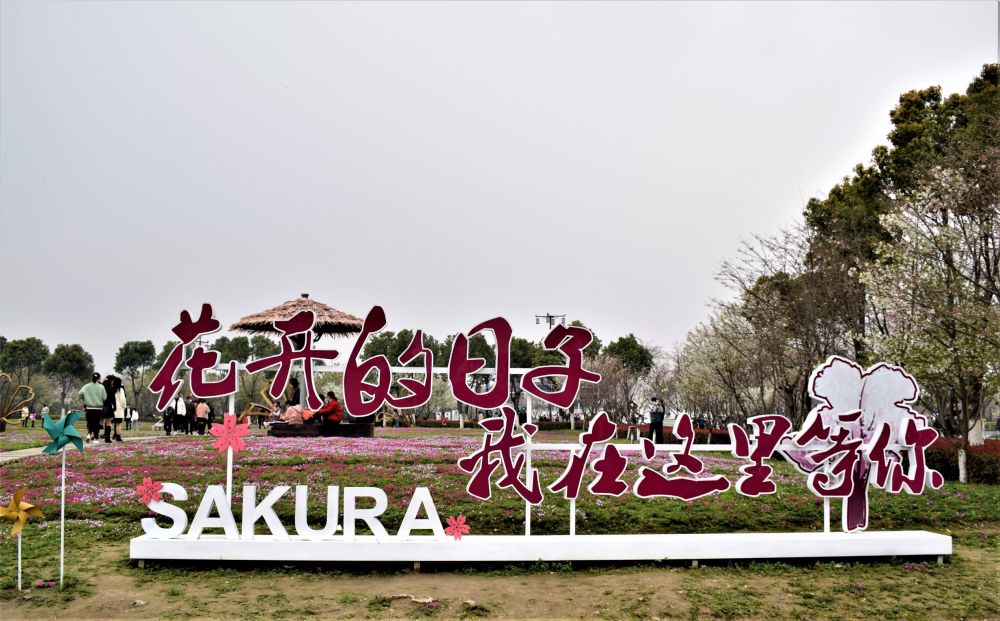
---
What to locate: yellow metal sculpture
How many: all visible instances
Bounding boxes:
[0,372,36,432]
[238,387,279,423]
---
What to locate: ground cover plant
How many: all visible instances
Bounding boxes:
[0,429,997,619]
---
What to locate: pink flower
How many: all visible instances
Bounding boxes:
[209,413,250,453]
[444,515,470,541]
[135,477,163,504]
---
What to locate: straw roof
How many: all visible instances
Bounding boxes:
[229,293,364,337]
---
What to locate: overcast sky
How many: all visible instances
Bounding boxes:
[1,1,996,373]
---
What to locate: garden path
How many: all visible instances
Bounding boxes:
[0,436,159,464]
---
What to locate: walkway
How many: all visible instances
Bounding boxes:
[0,435,160,464]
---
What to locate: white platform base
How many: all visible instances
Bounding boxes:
[130,531,951,563]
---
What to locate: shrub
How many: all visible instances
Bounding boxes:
[926,438,1000,484]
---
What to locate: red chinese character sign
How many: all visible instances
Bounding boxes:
[149,303,602,419]
[344,306,434,418]
[149,304,231,411]
[146,305,946,546]
[135,307,953,565]
[457,355,944,534]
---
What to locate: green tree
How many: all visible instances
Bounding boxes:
[212,336,252,364]
[362,330,398,360]
[508,337,536,410]
[212,336,232,362]
[604,334,653,375]
[0,337,50,388]
[226,336,251,363]
[154,340,179,370]
[43,344,95,412]
[570,320,602,358]
[803,165,888,362]
[250,335,280,360]
[861,65,999,482]
[115,340,157,410]
[603,334,653,424]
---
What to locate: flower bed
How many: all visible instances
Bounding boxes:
[0,430,997,538]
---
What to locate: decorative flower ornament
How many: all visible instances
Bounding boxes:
[0,488,43,537]
[444,515,470,541]
[209,413,251,453]
[42,411,85,454]
[135,477,163,505]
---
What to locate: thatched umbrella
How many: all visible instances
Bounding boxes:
[228,294,364,423]
[229,293,364,337]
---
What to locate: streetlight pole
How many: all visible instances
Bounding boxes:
[534,313,566,330]
[533,312,572,428]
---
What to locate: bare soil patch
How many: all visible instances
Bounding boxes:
[2,534,997,620]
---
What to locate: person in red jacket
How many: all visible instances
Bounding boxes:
[307,391,343,436]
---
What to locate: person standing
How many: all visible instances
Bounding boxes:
[194,399,209,435]
[112,377,127,442]
[625,401,641,442]
[39,404,49,428]
[185,395,196,435]
[164,404,175,436]
[648,397,665,445]
[173,395,186,436]
[21,406,29,427]
[100,375,117,443]
[131,408,139,431]
[78,373,107,443]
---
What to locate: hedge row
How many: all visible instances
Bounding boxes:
[926,438,1000,484]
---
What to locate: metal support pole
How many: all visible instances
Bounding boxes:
[525,395,532,537]
[823,460,831,533]
[59,447,66,588]
[569,498,576,536]
[228,374,236,506]
[226,447,233,503]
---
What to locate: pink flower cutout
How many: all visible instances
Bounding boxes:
[209,413,250,453]
[136,477,163,504]
[444,515,470,541]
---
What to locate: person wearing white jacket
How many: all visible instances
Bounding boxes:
[174,395,187,436]
[113,377,127,442]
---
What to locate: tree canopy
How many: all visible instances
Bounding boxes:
[0,337,50,387]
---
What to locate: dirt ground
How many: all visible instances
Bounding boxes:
[2,537,998,620]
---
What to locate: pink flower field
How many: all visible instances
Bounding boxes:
[1,430,995,536]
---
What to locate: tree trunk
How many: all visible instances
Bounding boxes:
[958,448,968,484]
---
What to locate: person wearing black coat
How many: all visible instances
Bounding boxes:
[101,375,117,443]
[648,397,665,445]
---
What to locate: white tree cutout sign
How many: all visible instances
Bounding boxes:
[780,356,945,532]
